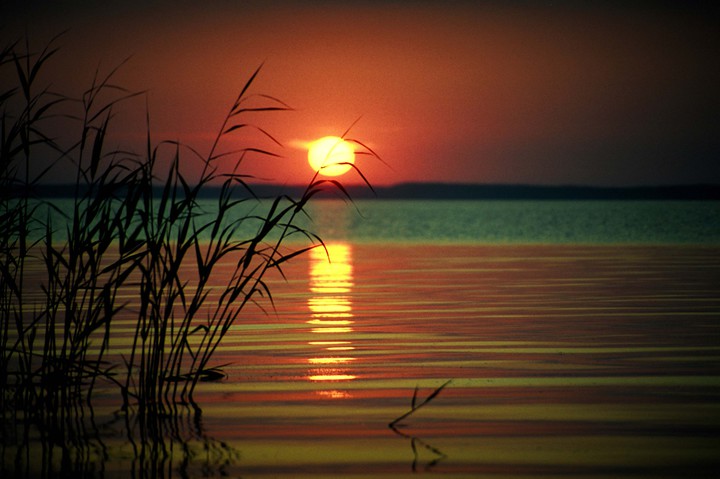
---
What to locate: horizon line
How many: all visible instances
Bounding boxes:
[18,182,720,200]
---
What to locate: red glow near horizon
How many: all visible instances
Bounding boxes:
[5,2,717,187]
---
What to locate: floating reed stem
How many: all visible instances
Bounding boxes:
[389,380,452,428]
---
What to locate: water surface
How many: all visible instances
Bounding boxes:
[5,199,720,477]
[38,198,720,244]
[184,243,720,477]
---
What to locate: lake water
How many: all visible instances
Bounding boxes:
[33,198,720,244]
[4,199,720,477]
[306,199,720,244]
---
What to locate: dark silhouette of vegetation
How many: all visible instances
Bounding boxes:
[0,34,376,427]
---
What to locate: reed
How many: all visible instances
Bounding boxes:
[387,381,452,471]
[0,36,376,417]
[388,380,452,429]
[1,34,75,410]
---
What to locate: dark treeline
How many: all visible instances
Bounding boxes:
[22,182,720,200]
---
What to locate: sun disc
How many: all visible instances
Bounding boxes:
[308,136,355,176]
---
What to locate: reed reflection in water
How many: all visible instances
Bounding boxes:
[306,243,358,388]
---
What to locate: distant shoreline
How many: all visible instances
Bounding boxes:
[14,182,720,200]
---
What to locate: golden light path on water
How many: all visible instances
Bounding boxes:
[306,243,358,386]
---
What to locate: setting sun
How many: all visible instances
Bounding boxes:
[307,136,355,176]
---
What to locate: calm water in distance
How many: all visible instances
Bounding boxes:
[41,198,720,244]
[308,199,720,244]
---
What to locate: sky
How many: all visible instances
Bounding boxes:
[3,0,719,187]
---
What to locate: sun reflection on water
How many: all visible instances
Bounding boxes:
[306,243,357,389]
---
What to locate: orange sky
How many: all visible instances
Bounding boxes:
[4,1,719,186]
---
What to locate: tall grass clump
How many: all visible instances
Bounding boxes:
[0,36,376,419]
[1,35,73,409]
